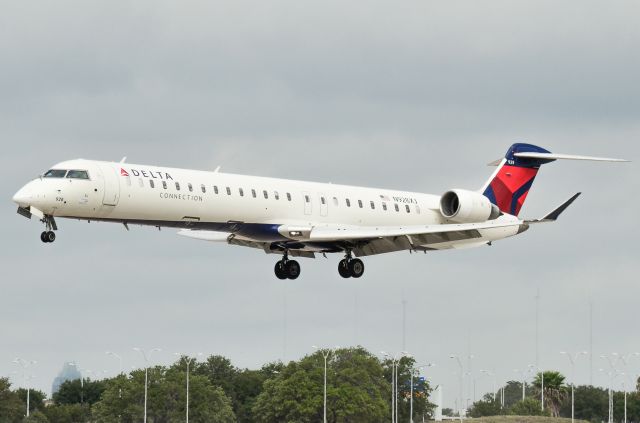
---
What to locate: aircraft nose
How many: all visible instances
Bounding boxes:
[12,184,33,207]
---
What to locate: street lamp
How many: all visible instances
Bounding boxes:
[106,351,124,375]
[174,352,203,423]
[410,363,435,423]
[614,352,640,423]
[12,358,36,418]
[513,367,534,401]
[560,351,587,423]
[313,346,339,423]
[449,355,464,423]
[479,370,496,402]
[134,347,161,423]
[383,351,411,423]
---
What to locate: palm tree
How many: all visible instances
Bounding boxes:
[532,371,567,417]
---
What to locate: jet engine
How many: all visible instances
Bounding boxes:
[439,189,501,223]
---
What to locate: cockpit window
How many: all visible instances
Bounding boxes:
[44,169,67,178]
[66,170,90,180]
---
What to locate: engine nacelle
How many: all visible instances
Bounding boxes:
[439,189,501,223]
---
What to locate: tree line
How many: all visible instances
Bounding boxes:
[0,347,433,423]
[468,370,640,422]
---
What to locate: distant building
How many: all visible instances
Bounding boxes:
[51,362,81,394]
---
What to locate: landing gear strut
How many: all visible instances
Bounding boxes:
[274,251,301,280]
[40,215,57,243]
[338,252,364,278]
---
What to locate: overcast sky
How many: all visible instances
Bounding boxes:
[1,0,638,408]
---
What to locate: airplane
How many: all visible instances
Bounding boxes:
[12,143,627,279]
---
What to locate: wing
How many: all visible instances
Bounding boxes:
[178,220,521,258]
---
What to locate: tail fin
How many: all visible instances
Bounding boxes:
[481,143,628,216]
[481,143,554,216]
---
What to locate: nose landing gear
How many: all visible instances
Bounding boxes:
[274,251,301,280]
[40,215,57,243]
[338,251,365,278]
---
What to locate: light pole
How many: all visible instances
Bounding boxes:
[314,346,339,423]
[479,370,496,402]
[383,351,410,423]
[450,355,464,422]
[134,347,161,423]
[106,351,124,375]
[174,352,203,423]
[561,351,587,423]
[513,367,534,401]
[410,363,435,423]
[615,352,640,423]
[12,358,36,418]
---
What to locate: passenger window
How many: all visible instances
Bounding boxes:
[395,203,399,212]
[188,183,193,192]
[201,184,206,193]
[44,169,67,178]
[252,189,257,198]
[416,205,421,214]
[263,190,268,199]
[226,187,231,195]
[286,192,292,201]
[239,188,244,197]
[346,199,351,207]
[138,178,144,187]
[214,186,219,194]
[370,201,375,210]
[358,200,363,208]
[321,197,326,205]
[333,197,338,206]
[162,181,167,189]
[382,202,387,211]
[66,170,89,179]
[406,204,410,213]
[305,195,310,203]
[149,180,155,189]
[274,191,280,200]
[176,182,181,191]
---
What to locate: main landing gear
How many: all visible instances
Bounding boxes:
[338,252,364,278]
[274,252,301,280]
[40,215,57,243]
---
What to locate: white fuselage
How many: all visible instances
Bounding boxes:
[13,159,522,253]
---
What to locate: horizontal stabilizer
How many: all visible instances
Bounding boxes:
[526,192,581,223]
[514,152,629,162]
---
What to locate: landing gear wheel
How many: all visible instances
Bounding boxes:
[45,231,56,243]
[274,261,287,280]
[338,259,351,278]
[348,258,364,278]
[284,260,300,280]
[40,232,48,243]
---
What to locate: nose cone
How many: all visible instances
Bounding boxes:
[13,185,33,207]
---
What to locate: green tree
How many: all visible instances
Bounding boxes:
[0,378,23,423]
[532,371,567,417]
[253,347,390,423]
[381,355,434,422]
[91,366,235,423]
[469,393,502,417]
[500,380,535,409]
[559,385,607,421]
[53,379,105,405]
[22,410,49,423]
[16,388,47,414]
[509,398,549,416]
[41,403,90,423]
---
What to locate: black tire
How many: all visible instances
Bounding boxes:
[338,259,351,278]
[274,261,287,280]
[348,258,364,278]
[284,260,301,280]
[46,231,56,243]
[41,232,48,243]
